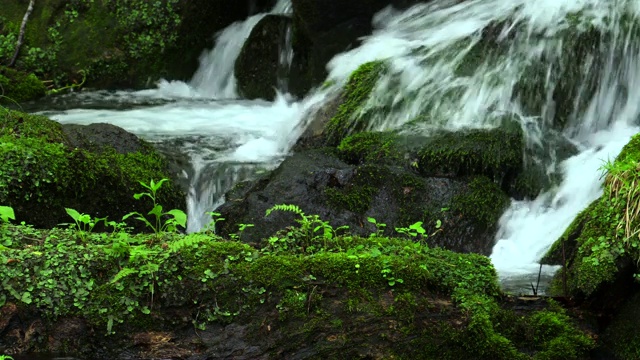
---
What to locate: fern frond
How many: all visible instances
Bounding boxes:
[169,234,210,252]
[265,204,305,217]
[110,267,137,284]
[129,246,159,263]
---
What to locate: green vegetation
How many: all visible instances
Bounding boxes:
[0,0,182,90]
[0,196,595,358]
[0,109,183,230]
[0,66,46,102]
[325,61,387,145]
[452,176,511,228]
[337,131,402,165]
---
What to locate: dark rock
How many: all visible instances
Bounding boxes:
[289,0,422,96]
[292,90,344,151]
[235,15,293,100]
[62,123,147,154]
[216,148,509,255]
[167,0,280,82]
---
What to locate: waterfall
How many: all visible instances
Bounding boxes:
[277,23,294,93]
[189,0,293,98]
[320,0,640,285]
[45,0,640,290]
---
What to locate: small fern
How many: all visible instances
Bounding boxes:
[265,204,349,251]
[265,204,305,218]
[168,234,210,252]
[110,267,137,284]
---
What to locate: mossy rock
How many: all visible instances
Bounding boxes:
[324,60,387,146]
[0,223,595,358]
[543,133,640,300]
[513,24,604,131]
[416,127,524,193]
[216,148,509,255]
[0,66,46,103]
[451,176,510,230]
[0,110,185,231]
[336,131,404,165]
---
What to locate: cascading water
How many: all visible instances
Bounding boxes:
[188,0,293,98]
[277,24,294,93]
[323,0,640,291]
[42,0,333,233]
[39,0,640,293]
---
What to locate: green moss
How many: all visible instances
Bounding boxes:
[0,66,46,102]
[325,61,386,146]
[0,0,181,89]
[325,165,384,214]
[0,109,183,229]
[527,310,593,359]
[417,127,523,186]
[0,135,71,204]
[543,133,640,297]
[337,131,402,165]
[0,109,67,141]
[452,176,510,228]
[0,211,598,358]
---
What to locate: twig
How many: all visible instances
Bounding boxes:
[534,262,542,295]
[8,0,35,67]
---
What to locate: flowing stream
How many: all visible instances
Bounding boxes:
[38,0,640,294]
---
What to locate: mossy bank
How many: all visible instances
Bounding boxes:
[0,210,595,359]
[0,108,184,230]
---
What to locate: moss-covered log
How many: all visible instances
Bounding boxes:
[0,221,595,359]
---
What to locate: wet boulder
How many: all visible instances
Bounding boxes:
[235,15,293,100]
[0,110,185,231]
[216,147,509,255]
[416,128,523,187]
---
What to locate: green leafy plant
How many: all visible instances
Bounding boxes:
[396,221,426,238]
[367,217,386,237]
[229,223,254,241]
[265,204,349,251]
[202,211,225,235]
[123,178,186,239]
[60,207,102,241]
[0,205,14,223]
[0,355,15,360]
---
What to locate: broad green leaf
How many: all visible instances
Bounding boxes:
[0,206,15,222]
[65,208,81,221]
[166,209,187,228]
[149,204,163,217]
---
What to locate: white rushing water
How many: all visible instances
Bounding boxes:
[43,0,640,291]
[317,0,640,290]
